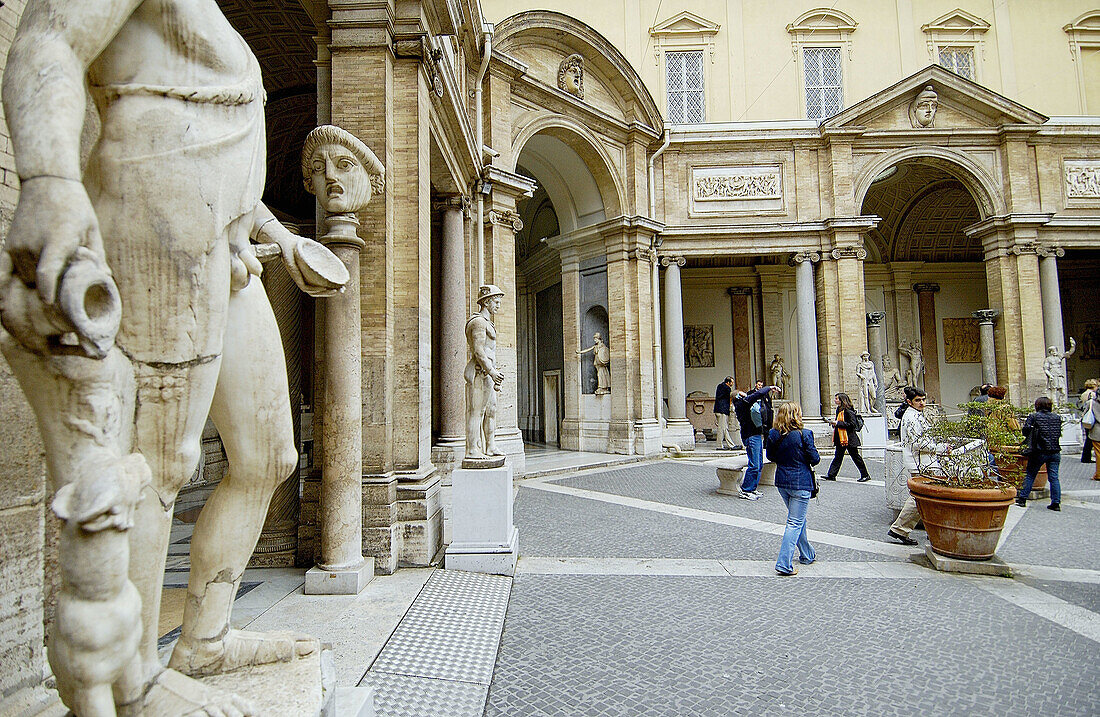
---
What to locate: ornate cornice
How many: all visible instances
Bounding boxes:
[972,309,1000,324]
[659,255,686,268]
[788,251,820,266]
[866,311,886,327]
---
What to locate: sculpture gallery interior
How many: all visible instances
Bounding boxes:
[0,1,1097,715]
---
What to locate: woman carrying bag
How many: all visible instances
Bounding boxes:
[823,392,871,482]
[1017,396,1062,510]
[766,402,820,576]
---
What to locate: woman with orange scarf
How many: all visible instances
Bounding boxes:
[823,392,871,482]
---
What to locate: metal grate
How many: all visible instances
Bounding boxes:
[666,50,705,123]
[803,47,843,120]
[939,46,975,80]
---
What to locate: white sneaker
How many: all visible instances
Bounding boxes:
[738,489,760,501]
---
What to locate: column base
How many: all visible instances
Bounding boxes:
[662,419,696,451]
[304,559,375,595]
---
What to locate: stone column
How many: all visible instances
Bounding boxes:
[1038,245,1066,357]
[866,311,887,414]
[791,252,822,418]
[437,196,467,449]
[973,309,1000,385]
[661,256,693,446]
[914,283,941,401]
[727,288,753,389]
[306,213,372,594]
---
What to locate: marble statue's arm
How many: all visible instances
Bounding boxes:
[251,203,344,298]
[1,0,142,304]
[1064,337,1077,359]
[576,344,595,355]
[470,322,503,384]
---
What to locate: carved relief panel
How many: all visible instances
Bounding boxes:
[689,165,784,215]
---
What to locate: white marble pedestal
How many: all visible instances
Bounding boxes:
[885,443,908,511]
[859,413,888,460]
[305,558,375,595]
[445,466,519,576]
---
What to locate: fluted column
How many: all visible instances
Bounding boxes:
[1038,246,1066,356]
[437,196,467,447]
[973,309,1000,386]
[791,252,821,418]
[661,256,691,434]
[866,311,886,414]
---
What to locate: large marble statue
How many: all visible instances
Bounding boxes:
[577,332,611,394]
[770,354,791,398]
[1044,337,1077,405]
[856,351,878,414]
[465,285,506,462]
[0,1,345,714]
[899,340,924,388]
[881,354,906,402]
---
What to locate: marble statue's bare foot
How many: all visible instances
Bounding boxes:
[169,629,319,678]
[487,446,505,457]
[120,667,257,717]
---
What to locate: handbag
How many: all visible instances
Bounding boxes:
[1020,427,1037,456]
[1083,402,1096,429]
[803,429,820,498]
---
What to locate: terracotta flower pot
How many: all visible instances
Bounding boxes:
[907,475,1017,560]
[992,447,1049,492]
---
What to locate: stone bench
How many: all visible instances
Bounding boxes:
[716,455,777,495]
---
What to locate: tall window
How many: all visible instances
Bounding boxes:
[803,47,843,120]
[666,50,705,123]
[938,46,975,80]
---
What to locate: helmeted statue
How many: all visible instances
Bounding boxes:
[465,285,506,461]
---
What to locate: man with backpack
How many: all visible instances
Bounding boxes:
[733,381,778,500]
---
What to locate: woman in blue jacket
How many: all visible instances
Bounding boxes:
[766,402,821,575]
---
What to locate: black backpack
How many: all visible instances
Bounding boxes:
[851,410,865,432]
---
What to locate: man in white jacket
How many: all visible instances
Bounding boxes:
[888,387,931,545]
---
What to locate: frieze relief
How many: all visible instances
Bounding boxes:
[693,173,781,200]
[1065,160,1100,199]
[690,165,784,214]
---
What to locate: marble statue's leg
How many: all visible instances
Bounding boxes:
[169,278,315,677]
[485,380,502,456]
[466,369,488,457]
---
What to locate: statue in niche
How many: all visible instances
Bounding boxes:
[558,53,585,99]
[909,85,938,128]
[577,332,611,394]
[856,351,879,415]
[465,285,506,463]
[770,354,791,398]
[0,1,348,713]
[899,340,925,388]
[881,354,906,402]
[1043,338,1077,405]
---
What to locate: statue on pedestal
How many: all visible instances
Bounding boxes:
[899,340,924,388]
[465,285,506,465]
[881,354,906,402]
[1044,337,1077,405]
[577,332,611,394]
[856,351,879,414]
[770,354,791,398]
[0,1,345,713]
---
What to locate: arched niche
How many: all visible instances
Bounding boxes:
[580,305,610,394]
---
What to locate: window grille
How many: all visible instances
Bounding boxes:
[938,46,975,80]
[666,50,705,123]
[803,47,843,120]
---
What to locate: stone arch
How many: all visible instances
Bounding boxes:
[853,146,1006,219]
[512,115,626,229]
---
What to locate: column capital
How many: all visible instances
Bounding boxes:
[727,287,753,296]
[433,193,470,212]
[1036,244,1065,258]
[660,255,686,268]
[635,247,657,263]
[486,209,523,232]
[866,311,886,327]
[912,282,940,294]
[829,246,868,261]
[972,309,1000,324]
[1008,242,1039,256]
[788,251,820,266]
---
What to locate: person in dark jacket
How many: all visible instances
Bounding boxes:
[1017,396,1062,510]
[766,401,820,575]
[713,377,739,450]
[823,392,871,482]
[733,383,778,500]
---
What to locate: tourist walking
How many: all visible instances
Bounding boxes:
[1087,386,1100,481]
[888,387,930,545]
[1081,379,1097,463]
[1017,396,1063,510]
[713,376,739,450]
[824,393,871,482]
[733,382,778,500]
[766,402,820,575]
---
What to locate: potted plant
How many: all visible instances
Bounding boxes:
[907,415,1016,561]
[961,400,1047,494]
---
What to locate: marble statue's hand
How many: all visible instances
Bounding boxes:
[490,369,505,385]
[256,219,344,298]
[229,240,262,293]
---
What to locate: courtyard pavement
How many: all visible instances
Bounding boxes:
[485,451,1100,716]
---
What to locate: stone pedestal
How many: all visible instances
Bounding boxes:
[305,559,376,595]
[1060,412,1083,452]
[445,466,519,576]
[859,413,888,460]
[885,443,908,510]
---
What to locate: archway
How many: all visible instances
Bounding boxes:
[860,157,994,411]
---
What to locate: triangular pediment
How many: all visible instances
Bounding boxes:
[922,9,990,34]
[821,65,1047,131]
[650,11,720,37]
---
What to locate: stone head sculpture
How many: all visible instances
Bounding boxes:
[302,125,385,214]
[558,54,584,99]
[910,85,938,128]
[477,284,505,313]
[882,354,893,368]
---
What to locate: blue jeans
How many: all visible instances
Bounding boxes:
[776,487,815,574]
[1021,451,1061,505]
[742,434,763,492]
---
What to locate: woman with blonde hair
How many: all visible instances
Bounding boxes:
[766,402,821,576]
[1081,378,1098,464]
